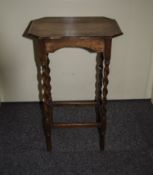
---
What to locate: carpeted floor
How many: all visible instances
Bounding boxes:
[0,100,153,175]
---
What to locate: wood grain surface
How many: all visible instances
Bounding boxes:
[27,17,122,39]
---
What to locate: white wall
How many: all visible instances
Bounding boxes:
[0,0,153,102]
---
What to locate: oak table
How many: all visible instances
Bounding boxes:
[26,17,122,151]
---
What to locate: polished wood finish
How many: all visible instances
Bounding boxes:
[53,122,101,128]
[53,100,96,106]
[38,40,53,151]
[101,38,112,150]
[26,17,122,151]
[27,17,122,39]
[45,38,104,53]
[95,53,104,150]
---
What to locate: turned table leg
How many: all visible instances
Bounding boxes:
[100,38,112,150]
[39,41,53,151]
[95,53,104,149]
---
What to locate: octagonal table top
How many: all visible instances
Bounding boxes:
[27,17,122,39]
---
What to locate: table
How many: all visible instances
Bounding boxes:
[26,17,122,151]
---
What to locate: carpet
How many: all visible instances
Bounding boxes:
[0,100,153,175]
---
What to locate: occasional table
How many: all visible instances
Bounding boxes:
[26,17,122,151]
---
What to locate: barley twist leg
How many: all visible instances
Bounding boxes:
[41,52,53,151]
[95,53,104,149]
[101,38,112,150]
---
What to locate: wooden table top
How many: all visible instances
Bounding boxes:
[27,17,122,39]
